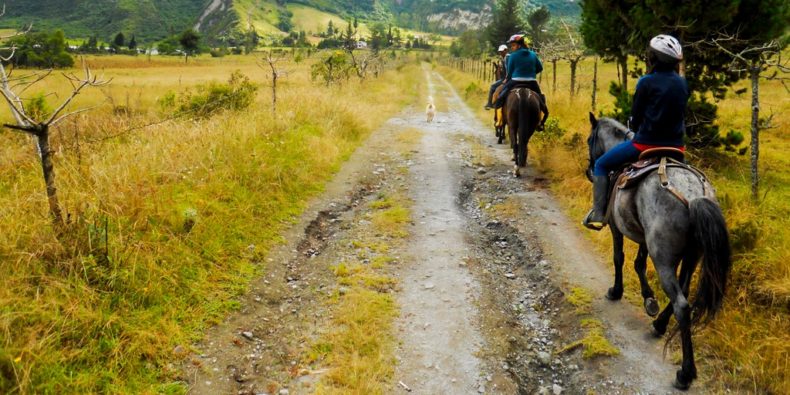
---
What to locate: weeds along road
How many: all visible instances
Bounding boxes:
[184,66,700,394]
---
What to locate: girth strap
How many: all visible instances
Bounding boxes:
[658,157,690,207]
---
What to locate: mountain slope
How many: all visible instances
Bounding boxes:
[0,0,210,44]
[0,0,579,44]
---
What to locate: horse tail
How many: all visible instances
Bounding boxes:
[516,90,529,167]
[689,197,732,325]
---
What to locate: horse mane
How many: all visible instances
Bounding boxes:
[598,117,631,139]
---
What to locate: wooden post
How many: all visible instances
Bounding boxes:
[750,61,760,201]
[552,59,557,93]
[592,56,598,113]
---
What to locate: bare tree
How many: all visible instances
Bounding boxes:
[259,50,286,114]
[707,34,788,201]
[539,38,563,94]
[558,19,586,98]
[348,50,381,81]
[0,52,109,227]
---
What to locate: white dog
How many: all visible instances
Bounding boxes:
[426,96,436,123]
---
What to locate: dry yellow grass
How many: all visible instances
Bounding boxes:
[310,175,414,394]
[0,53,421,393]
[441,54,790,393]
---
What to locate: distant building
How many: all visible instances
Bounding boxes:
[356,41,368,49]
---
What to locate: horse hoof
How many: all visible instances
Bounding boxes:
[673,369,693,391]
[605,287,623,301]
[644,298,660,317]
[651,320,667,338]
[513,167,521,178]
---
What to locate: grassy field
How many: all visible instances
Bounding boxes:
[0,52,421,393]
[440,55,789,393]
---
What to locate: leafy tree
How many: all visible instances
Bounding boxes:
[113,32,125,48]
[487,0,524,50]
[342,21,357,50]
[580,0,631,91]
[455,30,486,58]
[527,6,551,50]
[243,28,259,54]
[277,9,294,32]
[178,29,201,62]
[3,30,74,68]
[318,37,344,49]
[79,36,99,53]
[580,0,789,149]
[370,23,388,52]
[327,20,335,36]
[128,35,137,50]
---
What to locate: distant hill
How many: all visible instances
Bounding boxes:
[0,0,209,44]
[0,0,580,44]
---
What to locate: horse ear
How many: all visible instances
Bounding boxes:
[589,112,598,127]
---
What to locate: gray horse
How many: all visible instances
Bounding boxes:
[586,114,732,390]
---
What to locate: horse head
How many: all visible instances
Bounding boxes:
[586,113,633,182]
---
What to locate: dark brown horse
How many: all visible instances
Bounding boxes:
[504,87,542,177]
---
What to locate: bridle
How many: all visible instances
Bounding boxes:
[586,121,635,181]
[586,124,602,181]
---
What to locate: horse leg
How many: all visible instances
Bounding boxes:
[634,244,659,316]
[605,228,625,301]
[651,250,697,336]
[653,254,696,389]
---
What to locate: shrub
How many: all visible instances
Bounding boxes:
[463,82,481,100]
[24,93,51,122]
[311,51,351,86]
[163,71,258,118]
[535,117,567,144]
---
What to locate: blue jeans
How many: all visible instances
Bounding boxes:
[487,80,503,106]
[593,141,640,177]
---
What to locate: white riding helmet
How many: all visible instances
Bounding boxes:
[649,34,683,61]
[498,44,508,52]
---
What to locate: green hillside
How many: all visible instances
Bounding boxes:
[0,0,579,44]
[0,0,210,44]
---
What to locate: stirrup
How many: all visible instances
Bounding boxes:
[582,209,606,231]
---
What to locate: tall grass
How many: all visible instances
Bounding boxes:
[0,54,421,393]
[440,55,789,393]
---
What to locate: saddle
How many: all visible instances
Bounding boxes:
[604,148,713,221]
[495,83,542,126]
[616,148,686,190]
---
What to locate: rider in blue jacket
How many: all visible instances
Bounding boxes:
[583,34,689,230]
[494,34,549,130]
[485,45,509,109]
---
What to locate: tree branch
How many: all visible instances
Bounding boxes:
[44,59,110,126]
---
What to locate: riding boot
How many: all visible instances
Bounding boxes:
[583,175,610,231]
[537,93,549,131]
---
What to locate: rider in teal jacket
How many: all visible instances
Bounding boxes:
[494,34,549,130]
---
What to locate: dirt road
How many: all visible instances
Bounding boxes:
[184,67,699,394]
